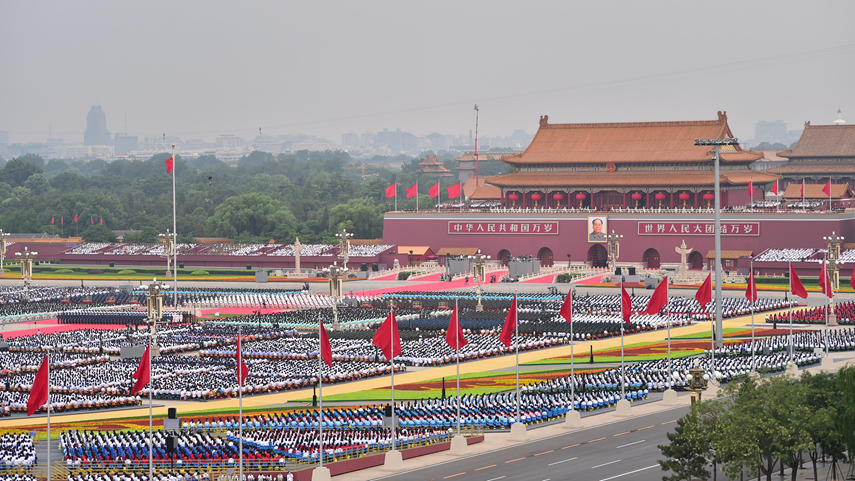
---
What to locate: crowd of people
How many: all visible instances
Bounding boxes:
[0,433,36,468]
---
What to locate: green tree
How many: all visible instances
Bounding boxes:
[802,371,846,481]
[658,408,710,481]
[205,192,293,238]
[81,225,117,242]
[123,226,160,243]
[23,173,52,196]
[2,157,44,187]
[328,198,383,239]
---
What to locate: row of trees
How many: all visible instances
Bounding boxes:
[659,367,855,481]
[0,150,511,243]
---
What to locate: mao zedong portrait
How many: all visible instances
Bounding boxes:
[589,217,607,242]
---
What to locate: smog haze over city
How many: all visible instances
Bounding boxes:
[1,0,853,152]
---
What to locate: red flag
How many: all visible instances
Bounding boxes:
[445,302,468,350]
[819,260,832,299]
[745,270,758,303]
[645,276,668,315]
[429,183,439,199]
[319,320,333,368]
[237,333,249,386]
[500,295,517,347]
[73,214,78,223]
[770,181,779,195]
[131,344,151,395]
[695,273,712,309]
[26,355,49,416]
[50,217,54,225]
[165,155,174,174]
[748,180,755,197]
[447,183,462,199]
[372,310,401,361]
[60,217,63,225]
[621,285,632,325]
[100,217,103,225]
[406,183,418,199]
[559,290,572,323]
[91,217,94,225]
[800,179,805,198]
[850,265,855,292]
[385,183,396,198]
[822,180,831,197]
[789,264,807,299]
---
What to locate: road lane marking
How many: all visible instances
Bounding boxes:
[486,477,506,481]
[616,439,646,449]
[548,457,577,466]
[588,437,606,443]
[475,465,496,471]
[598,464,659,481]
[591,460,621,469]
[613,431,630,436]
[661,420,677,425]
[637,425,655,431]
[562,443,581,449]
[443,473,465,479]
[506,457,526,464]
[534,450,554,456]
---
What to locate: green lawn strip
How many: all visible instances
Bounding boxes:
[295,387,507,403]
[524,350,702,365]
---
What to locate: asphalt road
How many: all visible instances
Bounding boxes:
[373,406,692,481]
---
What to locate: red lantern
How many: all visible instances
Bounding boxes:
[530,193,542,201]
[508,193,519,200]
[631,193,643,200]
[575,193,587,200]
[655,193,666,200]
[679,193,690,200]
[703,193,715,200]
[553,193,564,200]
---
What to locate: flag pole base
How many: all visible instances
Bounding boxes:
[448,435,470,456]
[381,449,404,471]
[821,355,836,371]
[662,389,680,406]
[563,410,583,430]
[508,422,529,442]
[829,313,838,327]
[614,399,633,417]
[311,466,331,481]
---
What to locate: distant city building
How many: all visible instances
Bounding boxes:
[0,130,8,145]
[83,105,111,146]
[426,132,446,151]
[252,135,285,154]
[834,109,846,125]
[216,134,242,149]
[341,132,360,147]
[114,135,138,155]
[360,132,375,146]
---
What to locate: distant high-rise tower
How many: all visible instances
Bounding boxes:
[834,109,846,125]
[84,105,111,146]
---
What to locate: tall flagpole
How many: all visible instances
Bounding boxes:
[514,292,520,425]
[666,282,671,387]
[710,271,715,375]
[416,181,419,212]
[172,144,178,308]
[437,181,440,210]
[148,341,153,481]
[319,317,324,470]
[394,184,397,212]
[788,262,793,363]
[390,307,396,452]
[825,254,830,358]
[238,323,243,481]
[620,280,625,401]
[570,295,574,412]
[750,261,756,372]
[46,351,50,481]
[455,298,461,437]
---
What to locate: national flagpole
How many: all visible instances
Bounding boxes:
[172,144,178,308]
[514,292,520,425]
[390,307,396,452]
[455,298,461,437]
[238,323,244,481]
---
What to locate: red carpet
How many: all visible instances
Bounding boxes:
[370,273,399,281]
[354,270,508,297]
[522,274,557,283]
[574,275,603,285]
[408,272,443,281]
[2,323,129,339]
[198,307,292,317]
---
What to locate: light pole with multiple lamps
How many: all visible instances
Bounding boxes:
[143,278,169,357]
[336,229,353,269]
[324,262,348,330]
[0,229,9,276]
[15,247,38,299]
[823,232,845,328]
[159,229,175,278]
[469,250,490,311]
[694,137,739,348]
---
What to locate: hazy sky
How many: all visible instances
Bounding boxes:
[1,1,853,145]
